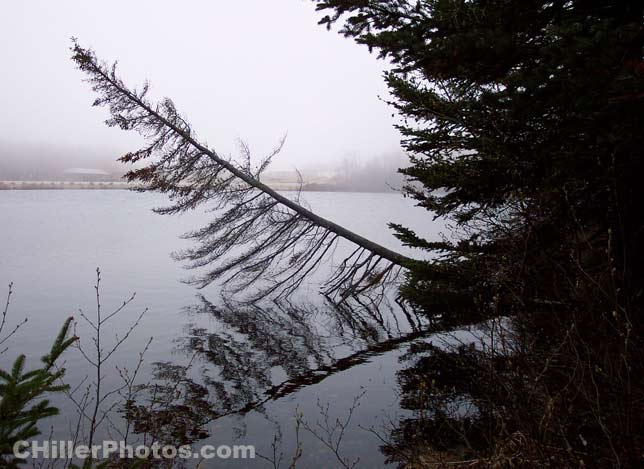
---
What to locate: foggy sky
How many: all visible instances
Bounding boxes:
[0,0,403,171]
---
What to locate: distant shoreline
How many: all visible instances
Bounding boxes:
[0,181,131,190]
[0,180,396,193]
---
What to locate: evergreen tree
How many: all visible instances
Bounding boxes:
[0,317,75,465]
[314,0,644,319]
[314,0,644,464]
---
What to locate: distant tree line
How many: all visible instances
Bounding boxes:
[303,153,408,192]
[0,142,123,181]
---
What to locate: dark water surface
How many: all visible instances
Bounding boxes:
[0,190,449,467]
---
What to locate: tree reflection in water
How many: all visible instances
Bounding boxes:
[122,294,429,451]
[378,341,487,466]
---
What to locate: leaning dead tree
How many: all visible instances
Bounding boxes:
[71,41,416,303]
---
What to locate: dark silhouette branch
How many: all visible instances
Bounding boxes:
[71,40,416,302]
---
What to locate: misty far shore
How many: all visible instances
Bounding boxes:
[0,178,402,193]
[0,141,408,193]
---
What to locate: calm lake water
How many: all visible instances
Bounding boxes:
[0,190,447,467]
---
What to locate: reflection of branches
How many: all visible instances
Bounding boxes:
[123,326,429,442]
[122,353,214,448]
[71,42,414,304]
[253,327,431,410]
[174,294,432,417]
[119,295,434,452]
[326,294,412,342]
[179,296,332,411]
[187,314,431,418]
[120,299,322,446]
